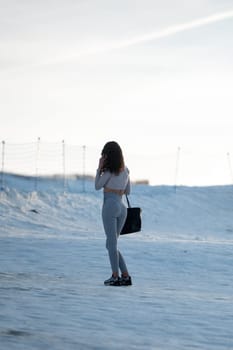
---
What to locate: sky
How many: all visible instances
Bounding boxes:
[1,0,233,185]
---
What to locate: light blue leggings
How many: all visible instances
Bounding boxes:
[102,192,128,275]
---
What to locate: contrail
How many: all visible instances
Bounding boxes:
[53,9,233,62]
[1,9,233,73]
[108,9,233,50]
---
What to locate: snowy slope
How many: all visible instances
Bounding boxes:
[0,174,233,350]
[1,173,233,243]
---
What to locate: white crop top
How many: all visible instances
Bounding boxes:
[95,167,130,194]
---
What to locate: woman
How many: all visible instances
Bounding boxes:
[95,141,132,286]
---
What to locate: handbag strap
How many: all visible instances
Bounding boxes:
[125,194,131,208]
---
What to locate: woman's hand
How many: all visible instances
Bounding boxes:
[98,156,105,171]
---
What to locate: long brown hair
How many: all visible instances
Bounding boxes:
[101,141,125,174]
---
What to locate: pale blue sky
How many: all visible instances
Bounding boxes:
[1,0,233,184]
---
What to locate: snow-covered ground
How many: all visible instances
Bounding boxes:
[0,174,233,349]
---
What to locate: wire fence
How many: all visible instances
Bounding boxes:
[1,139,233,191]
[0,139,97,192]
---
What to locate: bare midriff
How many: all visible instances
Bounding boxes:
[104,187,125,196]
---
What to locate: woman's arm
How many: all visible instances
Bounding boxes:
[95,169,111,190]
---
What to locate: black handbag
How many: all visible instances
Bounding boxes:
[120,195,142,235]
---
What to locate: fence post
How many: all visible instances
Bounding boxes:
[227,152,233,185]
[62,140,67,193]
[1,140,5,191]
[174,146,181,192]
[34,137,40,191]
[82,145,86,192]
